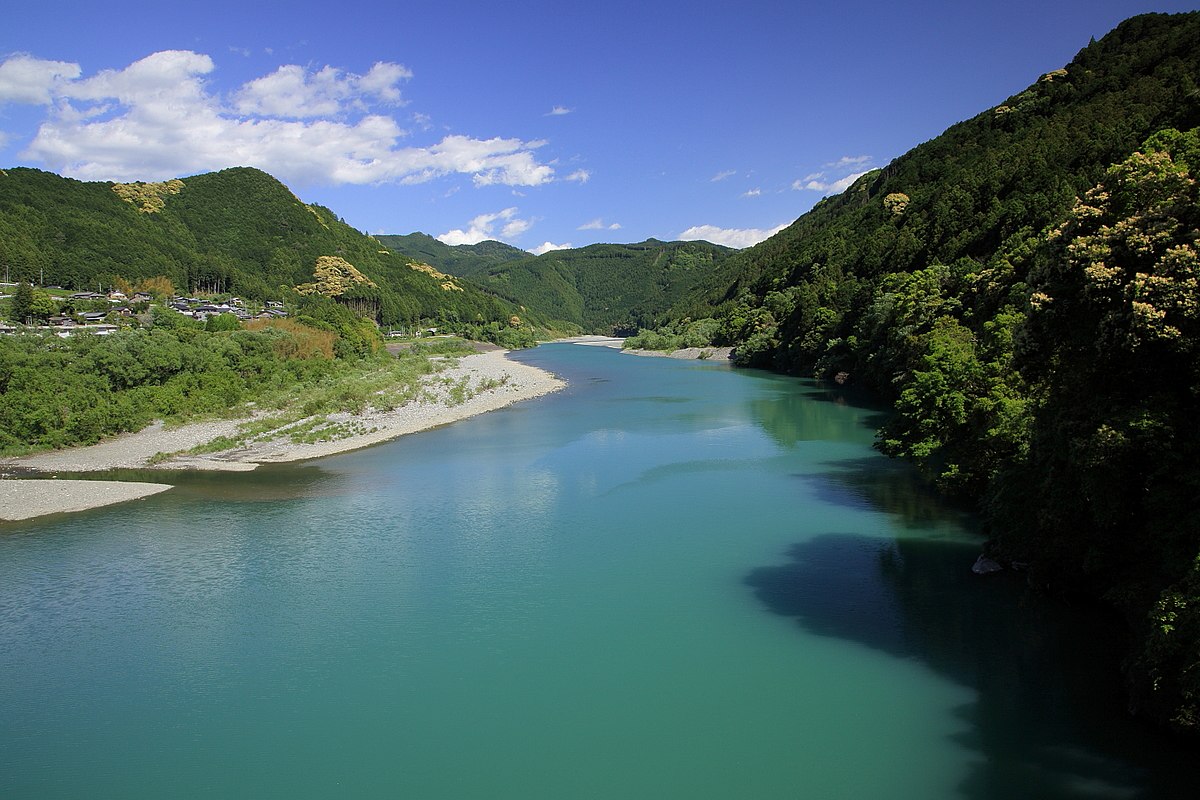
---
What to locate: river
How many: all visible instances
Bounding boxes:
[1,343,1195,798]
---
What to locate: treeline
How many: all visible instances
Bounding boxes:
[0,319,344,453]
[633,12,1200,732]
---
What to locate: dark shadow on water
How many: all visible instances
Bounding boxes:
[745,534,1199,798]
[34,463,339,503]
[807,456,978,532]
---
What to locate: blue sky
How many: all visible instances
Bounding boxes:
[2,1,1197,253]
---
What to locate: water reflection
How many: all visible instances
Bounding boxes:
[746,374,892,449]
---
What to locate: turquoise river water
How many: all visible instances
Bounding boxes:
[1,343,1196,798]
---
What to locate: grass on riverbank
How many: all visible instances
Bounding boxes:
[0,327,484,459]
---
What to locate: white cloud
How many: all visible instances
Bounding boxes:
[711,169,736,182]
[437,207,532,246]
[0,54,82,105]
[795,156,873,196]
[678,222,787,249]
[546,106,572,116]
[3,50,555,189]
[501,216,532,238]
[564,168,590,183]
[356,62,411,104]
[578,218,621,231]
[60,50,214,104]
[828,154,872,168]
[793,170,869,195]
[234,61,411,118]
[532,241,572,255]
[742,188,761,198]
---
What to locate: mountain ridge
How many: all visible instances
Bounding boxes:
[0,165,543,333]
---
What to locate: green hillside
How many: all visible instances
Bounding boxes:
[384,238,734,334]
[0,166,537,332]
[375,233,529,278]
[639,11,1200,731]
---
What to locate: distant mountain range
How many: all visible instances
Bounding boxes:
[379,234,733,334]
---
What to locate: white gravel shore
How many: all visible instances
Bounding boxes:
[0,480,173,522]
[0,349,563,521]
[623,346,734,361]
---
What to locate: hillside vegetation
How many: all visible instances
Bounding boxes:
[0,166,543,338]
[630,12,1200,732]
[375,233,529,278]
[384,237,733,334]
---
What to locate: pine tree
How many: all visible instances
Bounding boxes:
[10,281,33,324]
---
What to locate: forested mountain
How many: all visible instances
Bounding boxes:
[375,233,529,278]
[0,167,535,331]
[638,11,1200,732]
[384,238,734,334]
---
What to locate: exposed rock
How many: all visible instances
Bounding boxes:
[972,554,1004,575]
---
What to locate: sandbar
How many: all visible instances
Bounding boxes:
[0,479,172,522]
[1,349,564,521]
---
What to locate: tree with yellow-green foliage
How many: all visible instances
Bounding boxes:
[997,128,1200,732]
[294,256,378,297]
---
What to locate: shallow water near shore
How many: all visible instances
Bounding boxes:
[1,343,1195,798]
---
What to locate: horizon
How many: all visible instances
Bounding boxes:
[3,1,1198,254]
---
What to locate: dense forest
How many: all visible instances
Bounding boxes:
[0,166,546,339]
[629,12,1200,733]
[383,236,734,334]
[375,233,529,278]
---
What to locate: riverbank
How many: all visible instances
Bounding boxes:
[0,349,563,521]
[558,335,733,361]
[623,345,734,361]
[0,480,174,521]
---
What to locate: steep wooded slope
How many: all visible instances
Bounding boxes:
[653,11,1200,732]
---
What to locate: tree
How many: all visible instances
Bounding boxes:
[138,276,176,300]
[204,313,241,332]
[28,291,58,322]
[10,281,33,323]
[1001,128,1200,730]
